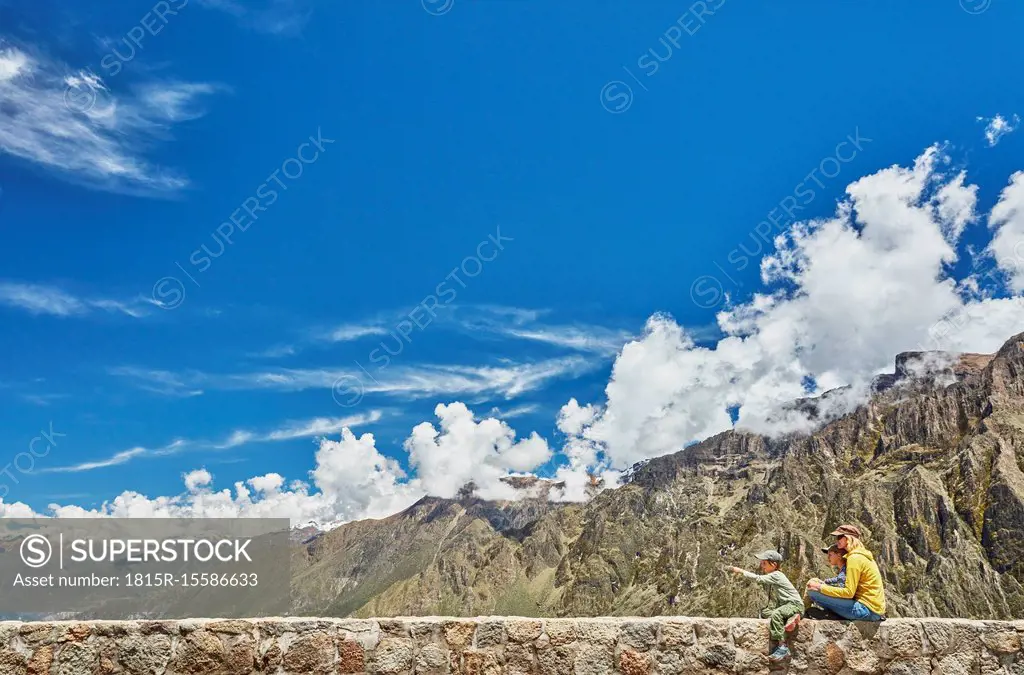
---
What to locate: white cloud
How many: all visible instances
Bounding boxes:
[979,113,1020,147]
[324,324,388,342]
[252,305,635,360]
[452,305,634,355]
[0,282,83,316]
[405,402,552,500]
[501,326,633,355]
[9,403,553,526]
[43,447,149,473]
[111,357,596,400]
[195,0,312,36]
[107,366,204,397]
[42,411,384,473]
[486,403,540,419]
[0,281,153,318]
[558,145,1024,481]
[0,42,217,193]
[987,172,1024,292]
[183,468,212,491]
[11,143,1024,525]
[223,411,384,446]
[250,344,298,359]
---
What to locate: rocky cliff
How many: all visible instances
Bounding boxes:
[291,333,1024,619]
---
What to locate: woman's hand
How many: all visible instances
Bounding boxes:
[726,566,744,576]
[807,579,822,591]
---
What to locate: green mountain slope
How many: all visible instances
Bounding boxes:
[291,333,1024,619]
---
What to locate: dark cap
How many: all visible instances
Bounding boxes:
[829,524,862,538]
[820,543,841,554]
[754,550,783,562]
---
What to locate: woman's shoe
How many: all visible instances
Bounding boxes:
[805,606,843,620]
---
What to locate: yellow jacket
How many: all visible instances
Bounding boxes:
[819,547,886,616]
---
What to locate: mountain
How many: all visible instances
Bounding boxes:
[290,332,1024,619]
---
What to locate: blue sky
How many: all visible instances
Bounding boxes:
[2,0,1024,522]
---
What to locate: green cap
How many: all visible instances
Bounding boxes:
[754,550,783,562]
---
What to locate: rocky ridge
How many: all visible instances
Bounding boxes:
[291,334,1024,620]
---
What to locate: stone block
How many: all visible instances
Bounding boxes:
[281,631,334,674]
[696,643,737,670]
[883,621,924,659]
[415,643,450,674]
[617,620,658,651]
[544,620,579,646]
[443,621,478,650]
[572,641,613,675]
[224,634,257,674]
[55,641,101,675]
[26,645,53,675]
[882,657,932,675]
[411,621,441,643]
[379,619,411,638]
[475,621,506,648]
[207,620,255,635]
[169,629,229,674]
[0,648,26,675]
[371,637,415,674]
[824,642,845,674]
[732,646,768,674]
[118,633,173,674]
[618,648,650,675]
[660,619,696,649]
[933,651,977,675]
[506,620,543,644]
[462,649,502,675]
[339,639,366,674]
[981,627,1021,654]
[577,618,614,647]
[536,644,575,675]
[732,620,769,654]
[505,642,534,675]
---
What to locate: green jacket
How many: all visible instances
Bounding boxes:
[741,570,803,611]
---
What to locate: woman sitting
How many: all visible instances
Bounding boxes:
[805,524,886,621]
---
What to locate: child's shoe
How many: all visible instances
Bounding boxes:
[784,614,801,633]
[769,644,791,662]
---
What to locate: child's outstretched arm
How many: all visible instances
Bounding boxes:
[727,566,771,585]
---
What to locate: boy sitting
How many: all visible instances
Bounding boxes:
[804,543,846,619]
[728,550,803,662]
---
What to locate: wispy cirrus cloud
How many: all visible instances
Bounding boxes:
[111,357,596,400]
[194,0,313,36]
[0,41,219,193]
[107,367,204,397]
[323,323,389,342]
[20,393,69,406]
[253,306,635,360]
[45,446,149,473]
[452,305,634,355]
[214,411,384,449]
[248,322,388,360]
[486,403,541,419]
[0,281,152,318]
[500,326,634,355]
[43,411,383,473]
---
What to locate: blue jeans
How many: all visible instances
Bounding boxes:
[807,590,884,621]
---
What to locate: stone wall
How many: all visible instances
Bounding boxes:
[0,616,1021,674]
